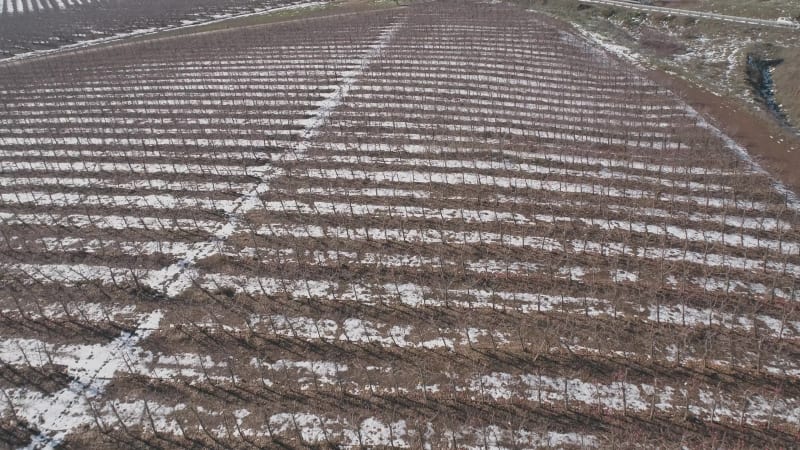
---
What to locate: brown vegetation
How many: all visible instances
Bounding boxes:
[0,1,799,448]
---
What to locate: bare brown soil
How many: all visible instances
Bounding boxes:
[647,68,800,196]
[0,0,329,59]
[2,1,800,448]
[773,47,800,127]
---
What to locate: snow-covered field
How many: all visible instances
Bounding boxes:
[0,0,316,16]
[0,1,799,448]
[1,0,97,15]
[0,0,328,61]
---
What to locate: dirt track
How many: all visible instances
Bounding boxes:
[578,0,799,29]
[648,68,800,198]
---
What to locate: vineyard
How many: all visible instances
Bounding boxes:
[2,0,106,15]
[0,0,324,59]
[1,0,800,448]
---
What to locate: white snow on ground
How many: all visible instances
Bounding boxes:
[0,191,238,211]
[261,199,800,255]
[575,0,800,30]
[603,204,793,232]
[320,142,744,175]
[611,269,639,283]
[230,247,699,288]
[0,212,222,233]
[1,2,330,61]
[10,237,203,259]
[10,223,795,303]
[265,414,410,447]
[257,223,564,252]
[95,400,185,436]
[0,136,292,148]
[294,25,403,136]
[140,20,401,298]
[568,28,643,65]
[143,243,217,298]
[2,98,320,108]
[0,302,137,322]
[43,391,598,449]
[0,161,255,176]
[4,126,304,138]
[296,168,777,211]
[199,275,799,339]
[0,66,344,84]
[472,371,800,426]
[36,362,793,438]
[339,94,683,119]
[331,116,676,142]
[352,70,655,94]
[359,58,648,83]
[348,79,666,106]
[2,83,335,98]
[352,417,408,447]
[1,263,146,285]
[454,426,599,449]
[309,154,733,192]
[267,413,340,444]
[285,186,792,232]
[2,22,407,310]
[572,22,800,211]
[5,311,163,450]
[3,8,800,446]
[327,124,684,150]
[0,176,256,193]
[0,148,271,161]
[122,351,236,383]
[687,106,800,211]
[244,314,509,350]
[262,360,348,384]
[253,223,800,280]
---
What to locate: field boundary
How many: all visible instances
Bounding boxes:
[578,0,800,29]
[568,20,800,211]
[0,1,406,68]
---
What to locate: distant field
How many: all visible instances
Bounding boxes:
[1,0,800,448]
[653,0,799,21]
[2,0,120,15]
[0,0,327,59]
[519,0,800,177]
